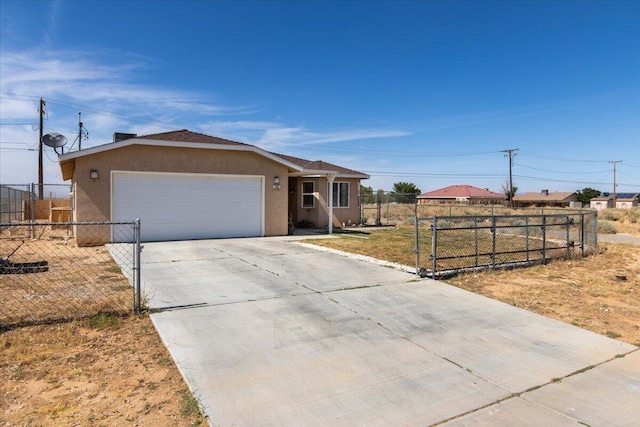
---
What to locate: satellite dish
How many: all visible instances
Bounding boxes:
[42,133,68,148]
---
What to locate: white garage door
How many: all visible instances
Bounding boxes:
[112,172,264,242]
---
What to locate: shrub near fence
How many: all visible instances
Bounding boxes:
[0,221,141,328]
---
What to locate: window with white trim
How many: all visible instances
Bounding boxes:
[302,181,315,208]
[332,182,350,208]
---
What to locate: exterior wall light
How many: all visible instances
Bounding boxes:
[90,169,99,180]
[272,176,281,190]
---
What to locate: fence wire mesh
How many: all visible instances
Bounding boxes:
[360,192,418,226]
[417,211,598,278]
[0,221,140,328]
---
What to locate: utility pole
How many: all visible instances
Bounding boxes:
[38,98,46,200]
[609,160,622,208]
[501,148,518,206]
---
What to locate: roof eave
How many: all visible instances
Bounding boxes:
[58,138,304,173]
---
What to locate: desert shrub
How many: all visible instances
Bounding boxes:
[597,220,617,234]
[627,208,640,224]
[599,209,624,222]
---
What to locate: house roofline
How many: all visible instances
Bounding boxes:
[289,169,370,179]
[58,138,304,172]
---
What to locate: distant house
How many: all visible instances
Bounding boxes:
[417,185,505,205]
[590,196,613,211]
[614,193,639,209]
[590,193,639,210]
[512,190,579,208]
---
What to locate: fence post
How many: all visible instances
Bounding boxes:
[431,216,437,278]
[376,192,382,226]
[134,218,142,313]
[491,216,497,269]
[414,198,419,276]
[566,215,571,257]
[580,213,585,256]
[542,215,547,263]
[525,216,530,262]
[29,183,35,238]
[474,216,478,267]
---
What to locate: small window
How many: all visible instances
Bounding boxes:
[332,182,350,208]
[302,181,315,208]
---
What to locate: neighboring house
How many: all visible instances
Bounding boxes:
[614,193,639,209]
[590,193,639,210]
[417,185,505,205]
[590,196,613,211]
[58,130,368,245]
[512,190,579,208]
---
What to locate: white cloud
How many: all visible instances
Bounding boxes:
[1,48,410,184]
[257,127,410,151]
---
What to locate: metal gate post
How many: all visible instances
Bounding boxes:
[431,216,437,278]
[525,216,530,262]
[474,216,478,267]
[566,215,571,257]
[134,218,142,313]
[580,213,585,256]
[542,215,547,263]
[491,216,497,269]
[29,183,35,238]
[414,199,420,275]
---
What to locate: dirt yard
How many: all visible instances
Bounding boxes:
[0,314,205,426]
[1,208,638,424]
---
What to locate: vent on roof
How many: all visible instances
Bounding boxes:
[113,132,137,143]
[541,189,549,196]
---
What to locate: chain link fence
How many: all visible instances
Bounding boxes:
[0,221,141,329]
[415,211,597,278]
[360,192,418,226]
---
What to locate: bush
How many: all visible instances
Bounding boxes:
[597,220,617,234]
[599,209,624,222]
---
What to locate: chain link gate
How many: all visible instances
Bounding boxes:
[415,211,597,278]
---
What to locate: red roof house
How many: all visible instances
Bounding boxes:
[417,185,505,205]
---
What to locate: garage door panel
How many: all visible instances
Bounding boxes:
[112,172,263,242]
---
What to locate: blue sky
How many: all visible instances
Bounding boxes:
[1,0,638,194]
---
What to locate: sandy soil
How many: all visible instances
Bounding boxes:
[0,315,205,426]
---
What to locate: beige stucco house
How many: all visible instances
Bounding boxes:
[589,196,613,211]
[58,130,368,245]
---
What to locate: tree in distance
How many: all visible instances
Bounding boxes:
[391,182,421,204]
[576,187,601,204]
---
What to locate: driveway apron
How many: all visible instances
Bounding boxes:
[141,237,639,427]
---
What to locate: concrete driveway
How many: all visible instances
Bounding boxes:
[141,237,639,426]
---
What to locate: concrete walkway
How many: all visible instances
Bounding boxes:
[141,237,639,427]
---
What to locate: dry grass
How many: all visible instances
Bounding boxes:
[0,313,206,426]
[448,243,640,346]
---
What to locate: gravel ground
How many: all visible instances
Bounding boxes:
[598,233,640,246]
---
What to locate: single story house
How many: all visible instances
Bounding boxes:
[590,196,613,211]
[512,190,579,208]
[417,185,505,205]
[590,193,638,210]
[615,193,639,209]
[58,130,368,245]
